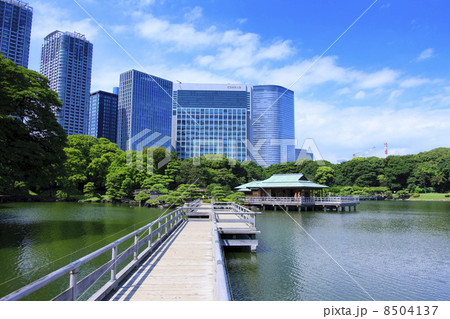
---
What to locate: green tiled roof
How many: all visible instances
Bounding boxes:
[235,174,328,191]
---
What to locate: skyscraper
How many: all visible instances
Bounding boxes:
[250,85,295,166]
[172,83,251,162]
[0,0,32,68]
[88,90,118,143]
[40,31,93,135]
[117,70,173,151]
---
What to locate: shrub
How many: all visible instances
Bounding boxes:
[56,190,69,201]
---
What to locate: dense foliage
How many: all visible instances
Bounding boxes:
[0,53,67,196]
[55,135,449,204]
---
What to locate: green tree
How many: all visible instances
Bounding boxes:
[315,166,335,185]
[211,185,227,200]
[83,182,96,198]
[141,174,173,190]
[0,53,67,194]
[242,160,264,182]
[134,190,150,207]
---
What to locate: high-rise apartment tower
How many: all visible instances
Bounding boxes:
[0,0,32,68]
[40,31,93,135]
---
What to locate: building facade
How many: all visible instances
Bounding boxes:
[250,85,295,167]
[88,90,118,143]
[117,70,173,151]
[0,0,32,68]
[40,31,93,135]
[295,148,313,161]
[172,83,251,162]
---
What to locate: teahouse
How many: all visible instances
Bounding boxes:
[236,173,328,198]
[236,174,360,212]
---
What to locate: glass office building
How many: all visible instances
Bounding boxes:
[88,90,118,143]
[250,85,295,166]
[173,83,251,162]
[117,70,173,151]
[0,0,33,68]
[40,31,93,135]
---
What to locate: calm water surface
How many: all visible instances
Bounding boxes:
[0,201,448,300]
[225,201,450,301]
[0,202,166,300]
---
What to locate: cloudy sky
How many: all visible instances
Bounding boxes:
[26,0,450,162]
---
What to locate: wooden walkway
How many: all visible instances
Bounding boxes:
[106,219,215,301]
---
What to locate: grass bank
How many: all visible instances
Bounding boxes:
[409,193,450,201]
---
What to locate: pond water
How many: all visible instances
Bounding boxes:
[225,201,450,301]
[0,200,448,300]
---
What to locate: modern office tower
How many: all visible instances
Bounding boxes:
[172,83,251,162]
[88,90,118,143]
[250,85,295,167]
[0,0,32,68]
[117,70,173,151]
[40,31,93,135]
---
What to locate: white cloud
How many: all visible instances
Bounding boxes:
[134,14,295,67]
[356,68,399,89]
[400,77,431,88]
[295,98,450,162]
[388,89,403,101]
[184,6,203,22]
[31,1,99,41]
[354,91,366,99]
[135,15,217,49]
[416,48,434,62]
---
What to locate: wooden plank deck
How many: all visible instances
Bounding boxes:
[106,219,215,301]
[104,202,257,301]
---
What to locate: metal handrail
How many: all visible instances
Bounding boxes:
[213,202,260,229]
[0,205,189,301]
[244,196,359,204]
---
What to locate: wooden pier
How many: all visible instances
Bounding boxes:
[0,200,258,301]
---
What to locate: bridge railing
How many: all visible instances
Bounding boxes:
[313,196,360,204]
[243,196,359,205]
[213,201,260,230]
[183,198,202,214]
[0,205,191,301]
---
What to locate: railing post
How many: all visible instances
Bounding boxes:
[111,246,117,281]
[134,233,139,260]
[165,217,168,236]
[158,220,161,240]
[69,268,78,301]
[148,226,152,249]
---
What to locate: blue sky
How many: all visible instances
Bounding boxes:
[26,0,450,162]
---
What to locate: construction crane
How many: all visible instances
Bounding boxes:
[353,146,376,158]
[352,142,389,158]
